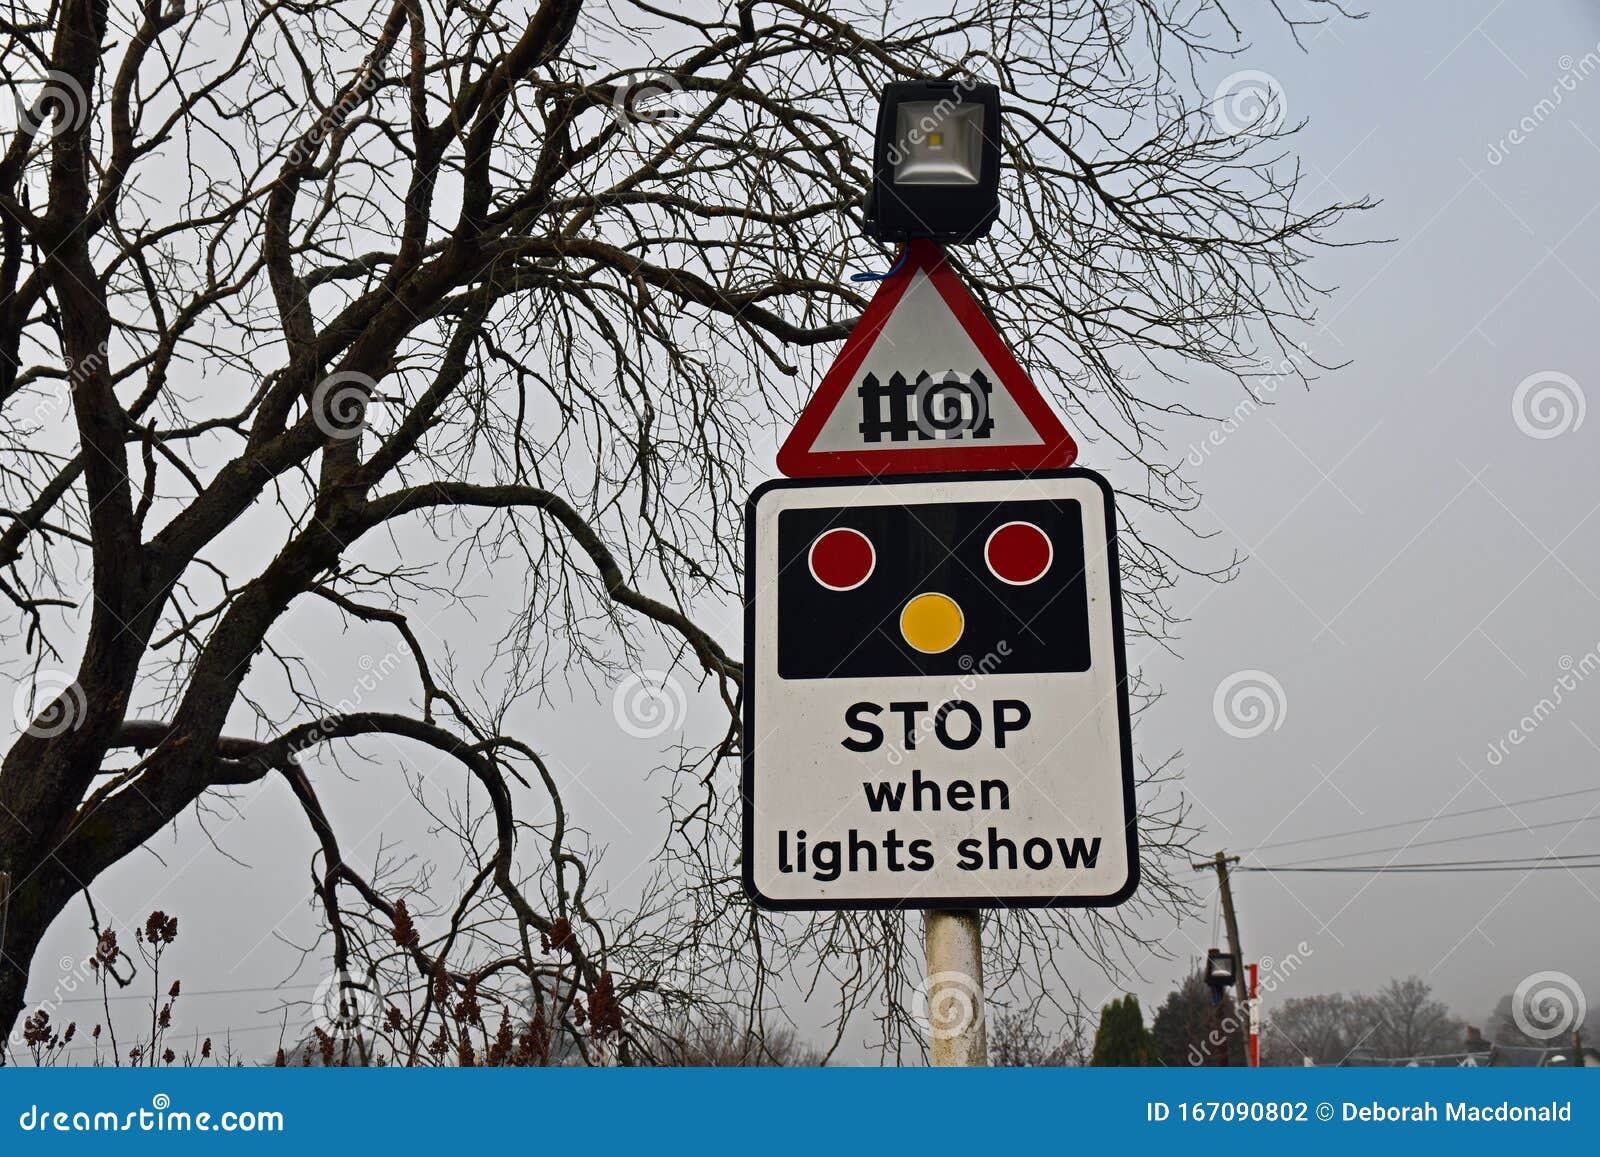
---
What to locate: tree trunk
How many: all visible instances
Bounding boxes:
[0,855,84,1054]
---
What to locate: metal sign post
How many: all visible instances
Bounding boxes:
[925,909,986,1066]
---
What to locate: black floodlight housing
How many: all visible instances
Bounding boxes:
[862,79,1001,244]
[1205,949,1237,991]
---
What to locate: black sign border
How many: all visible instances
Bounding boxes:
[741,468,1140,912]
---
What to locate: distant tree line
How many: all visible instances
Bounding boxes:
[1058,971,1599,1068]
[1261,977,1461,1065]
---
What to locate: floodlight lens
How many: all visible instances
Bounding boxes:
[893,102,984,186]
[1205,949,1237,987]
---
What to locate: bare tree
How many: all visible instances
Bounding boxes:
[1363,977,1463,1060]
[0,0,1363,1061]
[1260,992,1358,1066]
[1489,987,1600,1049]
[648,1014,824,1066]
[1265,981,1463,1065]
[988,1006,1087,1067]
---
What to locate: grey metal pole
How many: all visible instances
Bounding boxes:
[924,908,986,1066]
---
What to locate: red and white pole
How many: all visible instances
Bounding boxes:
[1247,962,1260,1067]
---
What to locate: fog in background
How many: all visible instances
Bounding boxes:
[1136,1,1600,1039]
[17,1,1600,1061]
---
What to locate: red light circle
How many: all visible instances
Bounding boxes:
[808,528,875,591]
[985,521,1052,586]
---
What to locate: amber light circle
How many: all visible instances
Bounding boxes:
[984,521,1053,586]
[900,592,964,654]
[808,528,875,591]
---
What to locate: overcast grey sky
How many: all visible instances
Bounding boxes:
[1127,0,1600,1039]
[17,1,1600,1062]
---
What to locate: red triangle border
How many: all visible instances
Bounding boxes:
[777,240,1078,478]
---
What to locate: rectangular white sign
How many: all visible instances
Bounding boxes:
[742,470,1137,909]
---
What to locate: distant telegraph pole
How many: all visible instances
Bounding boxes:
[1197,852,1251,1060]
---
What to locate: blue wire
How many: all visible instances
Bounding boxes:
[849,247,910,283]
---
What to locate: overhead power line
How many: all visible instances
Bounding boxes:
[1239,786,1600,855]
[1240,852,1600,875]
[1241,863,1600,874]
[32,979,328,1008]
[1270,813,1600,867]
[1301,851,1600,869]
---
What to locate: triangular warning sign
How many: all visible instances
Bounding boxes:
[777,240,1077,478]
